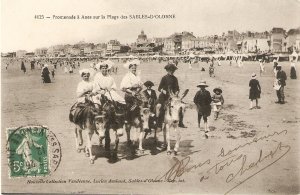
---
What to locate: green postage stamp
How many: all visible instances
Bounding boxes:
[7,126,50,177]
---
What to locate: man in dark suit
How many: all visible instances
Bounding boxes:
[276,65,287,104]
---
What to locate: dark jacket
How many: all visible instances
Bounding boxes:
[194,89,212,116]
[276,70,287,86]
[158,74,179,94]
[142,89,157,111]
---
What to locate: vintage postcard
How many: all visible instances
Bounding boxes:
[1,0,300,194]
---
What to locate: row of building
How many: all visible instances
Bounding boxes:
[2,27,300,58]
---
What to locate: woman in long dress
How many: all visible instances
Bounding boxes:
[249,73,261,109]
[42,64,51,83]
[290,57,297,79]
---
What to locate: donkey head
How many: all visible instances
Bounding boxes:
[140,107,151,130]
[94,111,108,139]
[165,89,189,124]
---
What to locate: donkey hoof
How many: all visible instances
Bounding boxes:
[85,152,90,157]
[90,159,95,164]
[138,149,144,154]
[174,151,178,156]
[167,151,172,155]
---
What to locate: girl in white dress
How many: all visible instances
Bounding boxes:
[93,61,125,104]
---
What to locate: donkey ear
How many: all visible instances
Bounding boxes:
[180,89,189,100]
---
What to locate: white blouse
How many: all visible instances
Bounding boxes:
[93,73,117,93]
[76,80,93,98]
[291,62,296,68]
[120,72,142,89]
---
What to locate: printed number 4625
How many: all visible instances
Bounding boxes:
[34,15,44,19]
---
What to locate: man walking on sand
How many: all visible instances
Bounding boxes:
[275,65,287,104]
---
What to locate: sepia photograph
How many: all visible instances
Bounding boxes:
[1,0,300,194]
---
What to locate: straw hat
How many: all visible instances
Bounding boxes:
[144,81,154,87]
[213,87,222,93]
[197,80,208,87]
[251,73,257,79]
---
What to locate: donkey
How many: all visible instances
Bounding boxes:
[162,90,189,155]
[71,94,108,164]
[97,96,126,158]
[124,92,152,153]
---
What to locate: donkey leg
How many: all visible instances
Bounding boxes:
[132,126,138,146]
[104,128,111,151]
[86,129,95,164]
[75,126,83,152]
[125,123,132,146]
[174,127,181,155]
[74,126,79,152]
[114,131,119,152]
[165,124,171,154]
[138,127,144,151]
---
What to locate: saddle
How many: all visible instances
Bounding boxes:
[69,98,99,129]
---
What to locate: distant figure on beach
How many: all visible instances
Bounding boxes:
[51,69,55,79]
[64,66,68,74]
[273,58,279,76]
[275,65,287,104]
[290,57,297,79]
[21,61,26,74]
[30,60,35,70]
[259,59,265,76]
[249,73,261,110]
[217,58,221,66]
[41,64,51,83]
[209,63,215,77]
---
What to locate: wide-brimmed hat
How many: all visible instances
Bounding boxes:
[197,80,208,87]
[96,60,113,70]
[123,59,140,69]
[144,81,154,87]
[164,64,178,71]
[103,59,114,68]
[79,68,91,76]
[213,87,222,93]
[251,73,257,79]
[95,62,105,70]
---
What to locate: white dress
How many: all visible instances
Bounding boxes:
[93,73,125,104]
[120,72,142,90]
[76,80,94,103]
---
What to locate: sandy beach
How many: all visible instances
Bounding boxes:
[1,59,299,194]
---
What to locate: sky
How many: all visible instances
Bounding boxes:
[1,0,300,52]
